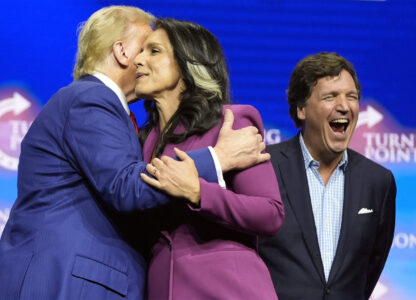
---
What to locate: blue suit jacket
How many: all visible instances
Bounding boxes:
[0,75,217,300]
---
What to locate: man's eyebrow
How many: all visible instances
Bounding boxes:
[321,91,337,96]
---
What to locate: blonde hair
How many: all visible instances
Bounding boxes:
[73,6,154,80]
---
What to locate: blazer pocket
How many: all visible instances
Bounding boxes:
[357,212,374,222]
[71,255,128,297]
[357,214,378,254]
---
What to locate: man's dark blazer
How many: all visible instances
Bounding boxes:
[0,75,217,300]
[259,134,396,300]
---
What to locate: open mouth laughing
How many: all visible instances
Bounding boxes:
[329,118,349,133]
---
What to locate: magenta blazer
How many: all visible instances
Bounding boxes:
[143,105,285,300]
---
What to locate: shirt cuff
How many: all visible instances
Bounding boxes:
[208,146,226,189]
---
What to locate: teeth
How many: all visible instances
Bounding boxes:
[331,119,348,124]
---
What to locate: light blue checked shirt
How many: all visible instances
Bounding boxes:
[299,134,348,282]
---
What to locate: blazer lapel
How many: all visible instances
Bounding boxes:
[142,128,160,163]
[278,136,326,284]
[327,149,363,283]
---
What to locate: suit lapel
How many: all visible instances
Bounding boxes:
[327,149,363,283]
[142,128,160,163]
[277,136,326,284]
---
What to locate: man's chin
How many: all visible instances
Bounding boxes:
[329,145,348,155]
[128,90,147,103]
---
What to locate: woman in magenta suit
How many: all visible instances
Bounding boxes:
[134,18,284,300]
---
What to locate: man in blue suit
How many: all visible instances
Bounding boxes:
[259,52,396,300]
[0,6,269,300]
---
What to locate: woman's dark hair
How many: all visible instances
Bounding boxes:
[138,18,230,157]
[287,52,361,128]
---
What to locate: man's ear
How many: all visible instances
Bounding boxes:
[112,41,129,68]
[297,106,306,121]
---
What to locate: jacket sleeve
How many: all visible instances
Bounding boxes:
[190,105,285,237]
[62,85,170,212]
[187,148,218,184]
[365,171,396,298]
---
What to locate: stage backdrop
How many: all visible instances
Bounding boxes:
[1,1,415,299]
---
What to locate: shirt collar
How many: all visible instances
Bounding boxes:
[299,133,348,171]
[92,71,130,114]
